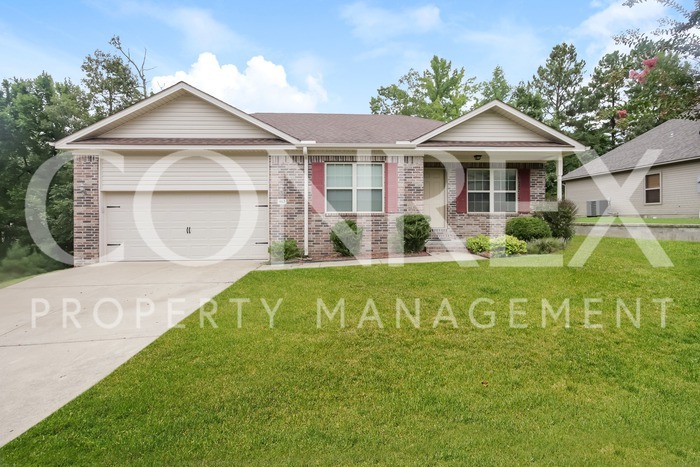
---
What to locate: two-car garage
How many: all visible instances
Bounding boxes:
[100,152,269,261]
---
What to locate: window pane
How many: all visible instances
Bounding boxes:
[646,174,660,189]
[327,189,352,212]
[468,170,490,191]
[646,189,661,204]
[494,192,517,212]
[327,164,353,188]
[468,192,490,212]
[493,169,517,191]
[357,189,382,212]
[357,164,383,188]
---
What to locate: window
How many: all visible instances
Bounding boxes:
[326,163,383,212]
[645,173,661,204]
[467,169,517,213]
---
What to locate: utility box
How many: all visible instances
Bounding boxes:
[586,200,609,217]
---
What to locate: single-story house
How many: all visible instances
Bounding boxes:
[563,119,700,218]
[55,82,585,265]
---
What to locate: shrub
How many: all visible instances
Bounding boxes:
[466,234,491,254]
[505,216,552,241]
[330,220,363,256]
[268,239,301,262]
[396,214,431,253]
[535,199,578,240]
[526,237,566,255]
[0,242,66,283]
[466,234,526,257]
[491,235,527,257]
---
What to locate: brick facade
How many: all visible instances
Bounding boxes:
[73,155,100,266]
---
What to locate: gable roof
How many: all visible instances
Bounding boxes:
[412,100,586,151]
[54,82,300,149]
[563,119,700,181]
[252,113,443,144]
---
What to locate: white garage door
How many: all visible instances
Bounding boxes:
[104,191,269,261]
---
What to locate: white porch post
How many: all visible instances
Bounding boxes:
[556,154,563,201]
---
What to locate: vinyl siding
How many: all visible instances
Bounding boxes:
[430,110,551,142]
[565,159,700,217]
[101,94,276,139]
[101,152,269,191]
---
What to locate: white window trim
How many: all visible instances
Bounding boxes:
[467,168,519,213]
[644,172,662,205]
[326,162,385,213]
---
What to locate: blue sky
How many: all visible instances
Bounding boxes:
[0,0,682,113]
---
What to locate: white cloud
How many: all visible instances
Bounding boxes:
[112,2,248,53]
[573,0,668,62]
[340,2,442,42]
[151,53,327,113]
[458,20,548,83]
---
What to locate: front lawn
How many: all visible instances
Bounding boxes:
[2,237,699,464]
[576,216,700,224]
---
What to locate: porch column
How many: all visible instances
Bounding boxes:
[556,154,563,201]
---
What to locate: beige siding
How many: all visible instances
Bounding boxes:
[565,159,700,217]
[101,94,276,138]
[430,110,551,142]
[101,152,268,191]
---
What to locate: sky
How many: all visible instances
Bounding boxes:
[0,0,686,114]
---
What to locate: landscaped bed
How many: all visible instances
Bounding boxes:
[1,237,699,464]
[576,216,700,224]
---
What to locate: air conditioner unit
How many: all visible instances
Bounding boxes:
[586,200,609,217]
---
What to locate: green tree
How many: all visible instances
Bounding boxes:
[532,43,586,129]
[509,81,547,121]
[574,51,629,155]
[81,49,143,118]
[370,56,476,121]
[476,65,512,107]
[0,74,90,257]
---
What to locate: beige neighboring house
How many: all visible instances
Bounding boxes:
[564,119,700,218]
[55,82,585,265]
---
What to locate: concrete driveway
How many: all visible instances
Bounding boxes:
[0,260,261,447]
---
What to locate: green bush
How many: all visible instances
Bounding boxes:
[0,242,66,283]
[330,220,363,256]
[491,235,527,257]
[505,216,552,241]
[526,237,566,255]
[396,214,431,253]
[268,239,301,262]
[466,234,491,254]
[535,199,578,240]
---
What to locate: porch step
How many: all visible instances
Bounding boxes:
[425,239,468,254]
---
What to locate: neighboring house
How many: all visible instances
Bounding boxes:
[563,120,700,218]
[55,82,585,265]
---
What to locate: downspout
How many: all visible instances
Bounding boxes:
[303,145,309,257]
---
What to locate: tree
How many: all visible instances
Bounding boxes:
[574,51,629,155]
[509,81,547,121]
[370,56,476,121]
[0,74,90,257]
[615,0,700,65]
[81,49,143,118]
[622,40,699,139]
[109,35,152,97]
[475,65,512,107]
[532,43,586,129]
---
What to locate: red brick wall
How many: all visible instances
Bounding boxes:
[73,155,100,266]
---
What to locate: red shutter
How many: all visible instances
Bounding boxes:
[456,168,467,213]
[518,168,531,213]
[385,162,398,213]
[311,162,325,213]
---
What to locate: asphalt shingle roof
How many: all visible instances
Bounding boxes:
[563,119,700,181]
[252,113,444,144]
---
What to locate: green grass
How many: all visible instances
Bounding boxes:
[576,216,700,224]
[0,274,35,289]
[2,237,700,465]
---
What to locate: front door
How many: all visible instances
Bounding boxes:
[423,168,446,229]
